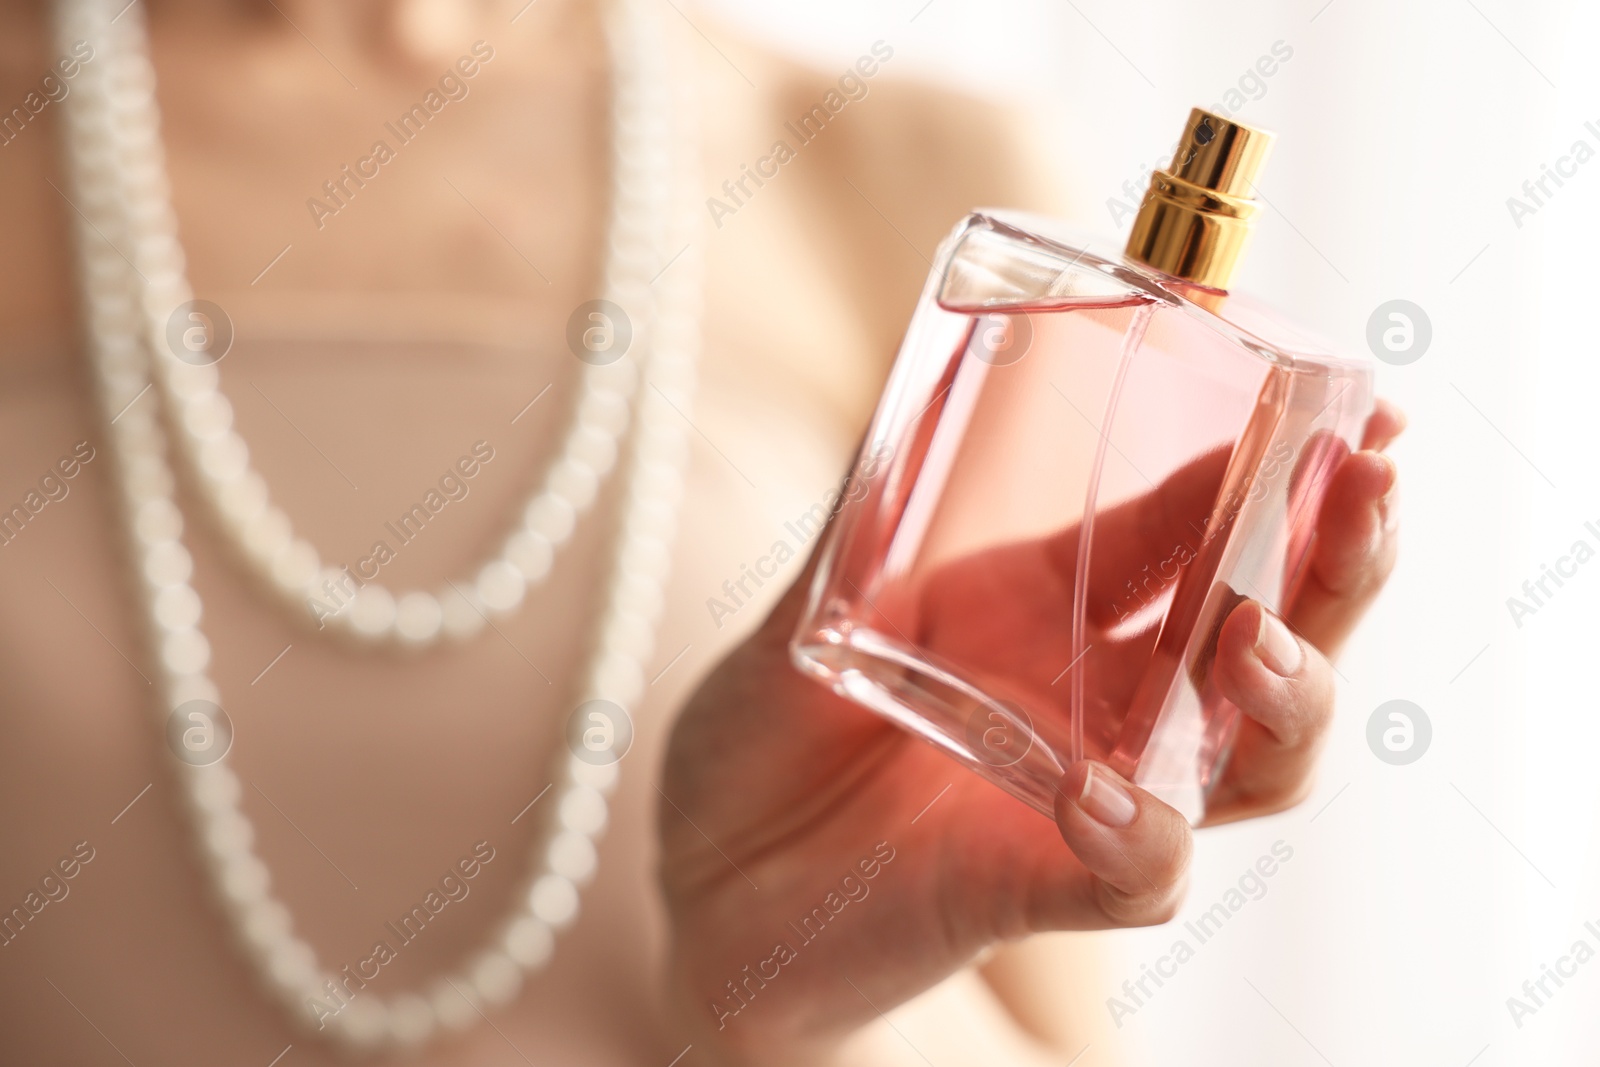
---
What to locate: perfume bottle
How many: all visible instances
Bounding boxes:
[790,109,1373,823]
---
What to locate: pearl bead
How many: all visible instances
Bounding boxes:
[309,566,349,599]
[139,235,187,281]
[550,456,599,510]
[143,540,193,587]
[388,994,435,1046]
[569,423,618,474]
[161,627,211,675]
[502,916,553,968]
[615,570,664,620]
[269,539,319,591]
[264,939,318,993]
[133,498,183,545]
[164,359,218,400]
[619,534,672,581]
[337,998,389,1047]
[523,494,576,545]
[592,652,644,707]
[115,413,162,458]
[430,979,478,1032]
[547,830,598,884]
[568,755,619,792]
[558,786,608,836]
[83,245,126,285]
[95,345,142,381]
[475,560,525,614]
[89,298,136,339]
[528,873,579,927]
[610,236,655,272]
[631,497,675,537]
[169,671,222,709]
[601,609,654,661]
[218,854,271,906]
[577,386,630,435]
[152,583,202,630]
[217,471,268,525]
[595,352,638,395]
[437,584,486,641]
[503,529,554,584]
[122,455,175,502]
[241,508,291,560]
[182,390,233,440]
[188,765,241,812]
[113,52,156,94]
[240,899,291,952]
[638,457,685,503]
[349,585,396,636]
[197,432,249,483]
[394,592,443,644]
[202,806,253,857]
[469,951,523,1006]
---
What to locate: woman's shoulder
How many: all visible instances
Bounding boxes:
[687,19,1064,396]
[698,26,1063,246]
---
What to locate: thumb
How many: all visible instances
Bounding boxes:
[1043,761,1193,930]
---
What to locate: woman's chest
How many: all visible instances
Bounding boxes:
[0,288,863,1067]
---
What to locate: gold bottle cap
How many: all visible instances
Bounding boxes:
[1125,108,1275,291]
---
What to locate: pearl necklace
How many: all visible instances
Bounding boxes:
[55,0,701,1050]
[90,10,662,650]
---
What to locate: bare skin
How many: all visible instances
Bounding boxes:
[0,1,1402,1064]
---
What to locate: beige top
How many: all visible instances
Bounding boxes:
[0,2,1120,1062]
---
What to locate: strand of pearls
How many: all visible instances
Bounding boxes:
[54,0,700,1050]
[102,22,664,651]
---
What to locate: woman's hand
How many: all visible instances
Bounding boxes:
[658,401,1404,1064]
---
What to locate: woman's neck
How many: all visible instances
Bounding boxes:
[140,0,576,64]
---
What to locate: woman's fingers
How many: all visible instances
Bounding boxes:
[1282,399,1403,657]
[1284,448,1398,659]
[1034,448,1229,624]
[1202,599,1336,823]
[1201,403,1404,819]
[1360,397,1408,451]
[1044,762,1193,929]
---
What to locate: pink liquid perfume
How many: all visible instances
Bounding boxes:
[791,109,1373,823]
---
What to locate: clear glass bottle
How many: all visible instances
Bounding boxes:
[791,109,1373,823]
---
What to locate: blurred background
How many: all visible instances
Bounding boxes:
[698,0,1595,1063]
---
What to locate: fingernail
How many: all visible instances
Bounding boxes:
[1077,764,1137,827]
[1254,609,1303,677]
[1375,456,1399,537]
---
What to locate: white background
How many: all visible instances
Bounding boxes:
[696,0,1597,1063]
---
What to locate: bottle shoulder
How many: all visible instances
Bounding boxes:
[934,210,1370,377]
